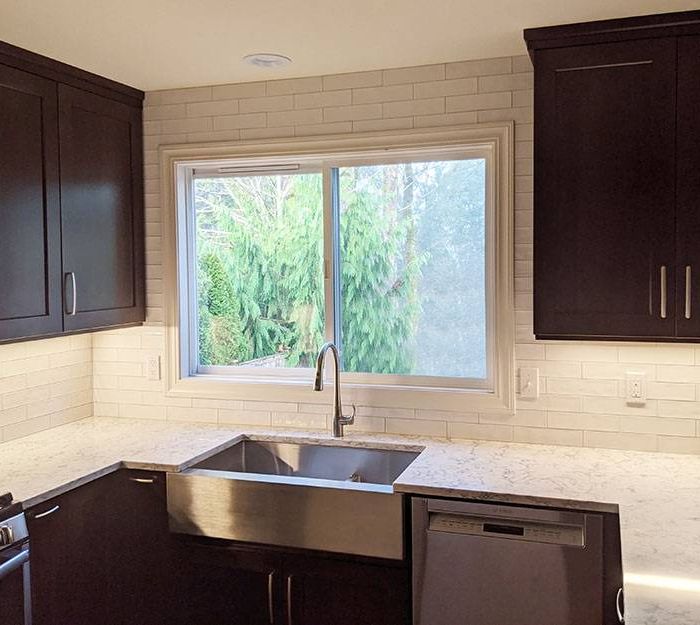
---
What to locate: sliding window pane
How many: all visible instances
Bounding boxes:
[337,159,487,379]
[194,173,324,369]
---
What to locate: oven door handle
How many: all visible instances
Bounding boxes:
[0,546,29,581]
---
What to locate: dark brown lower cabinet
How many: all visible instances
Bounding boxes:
[27,470,171,625]
[28,473,117,625]
[172,539,283,625]
[171,537,411,625]
[284,550,411,625]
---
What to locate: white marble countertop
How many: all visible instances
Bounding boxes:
[1,416,698,624]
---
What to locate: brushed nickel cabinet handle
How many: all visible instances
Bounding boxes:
[32,504,60,519]
[65,272,77,316]
[128,477,156,484]
[616,587,625,623]
[286,575,294,625]
[660,265,667,319]
[268,571,275,624]
[685,265,692,320]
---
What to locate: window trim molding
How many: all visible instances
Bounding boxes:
[161,123,515,414]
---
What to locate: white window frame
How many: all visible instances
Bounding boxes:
[162,124,515,413]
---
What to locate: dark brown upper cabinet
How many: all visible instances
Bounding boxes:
[525,11,700,341]
[59,85,144,332]
[0,65,62,341]
[0,41,144,342]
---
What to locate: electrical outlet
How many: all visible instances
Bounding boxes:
[146,355,161,381]
[519,367,540,399]
[625,372,646,405]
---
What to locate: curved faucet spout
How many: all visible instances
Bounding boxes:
[312,342,355,437]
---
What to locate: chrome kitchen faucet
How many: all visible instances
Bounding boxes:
[312,342,355,437]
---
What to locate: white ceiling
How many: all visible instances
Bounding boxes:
[1,0,698,91]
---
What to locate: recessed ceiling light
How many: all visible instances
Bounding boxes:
[243,53,292,68]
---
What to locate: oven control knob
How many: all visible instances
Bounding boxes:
[0,525,13,546]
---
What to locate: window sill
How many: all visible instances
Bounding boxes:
[167,373,515,414]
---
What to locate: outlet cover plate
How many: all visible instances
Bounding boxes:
[519,367,540,399]
[625,372,647,405]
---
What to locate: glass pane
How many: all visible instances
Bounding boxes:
[337,159,487,379]
[194,173,324,368]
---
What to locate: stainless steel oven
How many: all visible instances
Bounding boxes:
[0,493,31,625]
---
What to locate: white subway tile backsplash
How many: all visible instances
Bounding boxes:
[657,400,700,419]
[547,411,620,432]
[322,70,383,91]
[514,426,583,447]
[383,64,444,85]
[546,378,618,397]
[658,436,700,454]
[414,78,477,99]
[212,82,267,100]
[621,415,695,436]
[213,113,267,130]
[266,76,323,95]
[323,103,382,122]
[382,98,444,118]
[657,365,700,383]
[446,91,511,113]
[0,335,93,441]
[478,72,533,93]
[646,381,696,401]
[219,409,271,426]
[546,344,618,362]
[386,418,447,437]
[584,431,657,452]
[272,412,327,429]
[449,422,513,442]
[295,90,351,109]
[239,95,294,113]
[146,86,212,106]
[446,57,512,79]
[352,118,413,133]
[268,108,323,127]
[352,84,413,104]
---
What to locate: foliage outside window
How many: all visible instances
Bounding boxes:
[187,149,493,389]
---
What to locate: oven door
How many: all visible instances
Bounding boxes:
[0,542,31,625]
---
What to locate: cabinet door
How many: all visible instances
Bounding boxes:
[534,39,677,339]
[109,471,172,625]
[171,539,282,625]
[284,553,411,625]
[58,84,144,331]
[676,35,700,338]
[0,64,62,340]
[27,475,117,625]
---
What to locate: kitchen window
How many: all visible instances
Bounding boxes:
[165,126,514,412]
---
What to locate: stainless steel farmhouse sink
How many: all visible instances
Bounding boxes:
[167,439,421,560]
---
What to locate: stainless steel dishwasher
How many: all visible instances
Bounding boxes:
[412,498,624,625]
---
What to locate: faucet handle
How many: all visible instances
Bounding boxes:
[342,404,356,426]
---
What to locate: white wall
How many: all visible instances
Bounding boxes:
[83,54,700,454]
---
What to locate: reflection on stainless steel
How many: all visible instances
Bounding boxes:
[412,498,623,625]
[313,342,355,437]
[0,493,31,625]
[192,440,419,485]
[167,440,420,560]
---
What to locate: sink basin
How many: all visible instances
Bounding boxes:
[192,440,420,486]
[167,438,422,560]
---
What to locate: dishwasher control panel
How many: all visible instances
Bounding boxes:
[428,511,585,547]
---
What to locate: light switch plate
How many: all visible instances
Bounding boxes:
[519,367,540,399]
[146,355,161,381]
[625,372,646,405]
